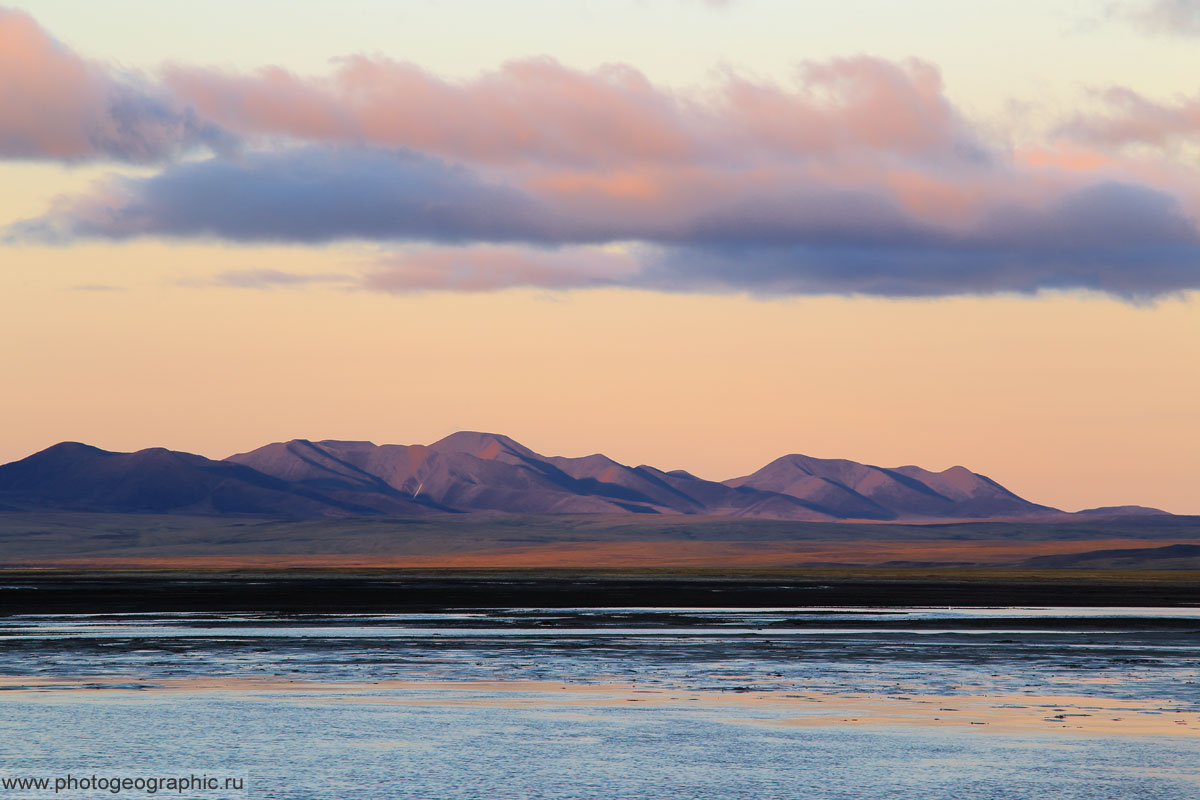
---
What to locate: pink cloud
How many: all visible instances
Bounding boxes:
[163,57,694,167]
[1013,144,1118,172]
[362,245,638,293]
[0,8,223,161]
[162,55,980,168]
[722,58,969,158]
[1063,86,1200,148]
[0,8,104,158]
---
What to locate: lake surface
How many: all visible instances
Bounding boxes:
[1,606,1198,799]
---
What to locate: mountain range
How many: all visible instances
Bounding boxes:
[0,432,1166,521]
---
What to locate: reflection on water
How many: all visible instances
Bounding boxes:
[0,607,1197,799]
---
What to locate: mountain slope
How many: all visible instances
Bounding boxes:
[231,434,678,514]
[0,442,417,517]
[0,433,1125,521]
[726,454,1056,520]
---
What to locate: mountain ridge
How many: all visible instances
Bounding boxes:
[0,432,1171,521]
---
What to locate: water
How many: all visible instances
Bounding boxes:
[1,607,1197,799]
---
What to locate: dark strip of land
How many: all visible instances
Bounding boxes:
[1,570,1198,615]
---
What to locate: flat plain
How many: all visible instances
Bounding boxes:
[1,511,1198,571]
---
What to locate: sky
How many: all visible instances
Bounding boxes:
[1,0,1198,513]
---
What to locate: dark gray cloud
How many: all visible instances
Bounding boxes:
[87,79,233,163]
[8,147,1200,300]
[2,147,985,251]
[8,147,557,244]
[639,183,1200,300]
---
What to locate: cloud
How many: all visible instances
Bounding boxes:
[5,9,1199,300]
[197,247,634,294]
[70,283,123,292]
[9,144,1200,299]
[1113,0,1200,36]
[0,146,1025,249]
[161,55,982,168]
[7,147,556,244]
[363,245,639,293]
[355,184,1200,298]
[1063,86,1200,148]
[3,6,980,170]
[209,269,355,289]
[0,8,228,162]
[638,183,1200,300]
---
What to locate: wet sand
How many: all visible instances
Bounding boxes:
[1,674,1195,738]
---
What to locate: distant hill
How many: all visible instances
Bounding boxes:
[1073,505,1172,518]
[724,454,1056,520]
[0,432,1169,521]
[0,442,431,517]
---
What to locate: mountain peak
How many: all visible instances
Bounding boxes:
[34,441,110,458]
[428,431,533,460]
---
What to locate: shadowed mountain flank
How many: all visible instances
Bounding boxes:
[0,432,1164,521]
[0,442,418,517]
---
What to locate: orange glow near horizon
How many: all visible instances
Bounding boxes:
[1,238,1197,514]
